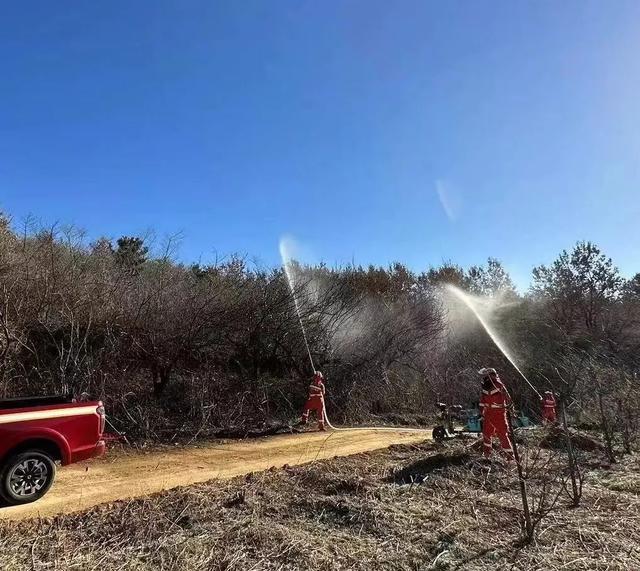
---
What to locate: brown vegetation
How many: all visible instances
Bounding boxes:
[0,212,638,458]
[1,435,638,570]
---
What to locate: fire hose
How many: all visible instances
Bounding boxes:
[318,385,429,433]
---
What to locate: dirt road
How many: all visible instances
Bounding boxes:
[0,428,429,520]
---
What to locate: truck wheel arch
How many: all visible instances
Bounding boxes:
[1,434,69,465]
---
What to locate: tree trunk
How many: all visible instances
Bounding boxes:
[561,401,581,506]
[506,410,534,543]
[152,364,172,396]
[598,389,615,463]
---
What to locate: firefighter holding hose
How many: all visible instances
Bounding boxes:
[541,390,557,424]
[478,367,514,460]
[301,371,327,431]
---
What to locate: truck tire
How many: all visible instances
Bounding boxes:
[0,451,57,505]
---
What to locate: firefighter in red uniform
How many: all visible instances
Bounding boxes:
[301,371,326,431]
[478,367,514,460]
[542,391,557,424]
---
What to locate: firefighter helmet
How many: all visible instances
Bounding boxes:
[478,367,497,378]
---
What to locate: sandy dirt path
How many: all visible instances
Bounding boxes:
[0,428,429,521]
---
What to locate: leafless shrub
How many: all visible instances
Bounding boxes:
[0,212,638,445]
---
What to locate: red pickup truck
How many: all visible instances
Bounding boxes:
[0,395,106,505]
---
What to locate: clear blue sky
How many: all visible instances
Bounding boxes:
[1,1,639,288]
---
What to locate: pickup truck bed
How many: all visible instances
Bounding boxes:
[0,395,73,410]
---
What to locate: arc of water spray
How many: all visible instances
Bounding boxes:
[279,243,316,374]
[445,284,542,399]
[279,238,427,434]
[288,277,316,374]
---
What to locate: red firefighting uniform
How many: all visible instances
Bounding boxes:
[479,374,514,459]
[301,373,326,430]
[542,392,557,424]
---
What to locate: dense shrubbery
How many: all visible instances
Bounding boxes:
[0,212,638,448]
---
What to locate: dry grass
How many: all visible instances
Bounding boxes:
[0,435,639,570]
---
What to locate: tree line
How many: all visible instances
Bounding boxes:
[0,213,638,451]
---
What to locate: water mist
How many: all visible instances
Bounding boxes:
[444,284,541,398]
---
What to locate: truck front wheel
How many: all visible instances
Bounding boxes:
[0,451,57,505]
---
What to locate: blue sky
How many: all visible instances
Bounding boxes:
[1,1,639,288]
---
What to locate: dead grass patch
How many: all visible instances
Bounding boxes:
[0,439,638,570]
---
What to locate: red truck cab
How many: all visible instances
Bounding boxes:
[0,395,106,505]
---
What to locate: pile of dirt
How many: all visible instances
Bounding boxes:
[539,425,603,452]
[389,452,471,484]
